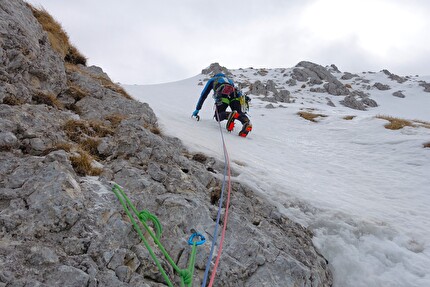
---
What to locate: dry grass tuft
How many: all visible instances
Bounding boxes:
[376,115,414,130]
[70,149,102,176]
[95,76,133,99]
[343,115,356,120]
[3,95,25,106]
[150,126,161,135]
[79,138,101,157]
[29,6,68,57]
[32,91,63,109]
[65,45,87,65]
[66,81,89,101]
[423,142,430,148]
[29,5,86,65]
[105,114,127,128]
[298,111,328,122]
[64,119,94,141]
[144,123,162,135]
[413,120,430,129]
[64,119,114,143]
[88,120,115,137]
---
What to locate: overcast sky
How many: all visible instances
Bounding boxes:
[25,0,430,84]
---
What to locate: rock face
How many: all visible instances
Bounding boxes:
[201,62,232,77]
[340,91,378,110]
[419,81,430,92]
[373,82,390,91]
[0,0,66,103]
[248,80,292,103]
[0,1,332,287]
[382,69,407,83]
[293,61,350,96]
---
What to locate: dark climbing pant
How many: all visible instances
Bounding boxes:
[214,99,249,124]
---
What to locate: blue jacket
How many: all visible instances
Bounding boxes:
[195,73,235,110]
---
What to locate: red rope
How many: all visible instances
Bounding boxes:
[207,107,233,287]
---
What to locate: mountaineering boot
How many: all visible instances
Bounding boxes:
[238,122,252,137]
[226,110,239,132]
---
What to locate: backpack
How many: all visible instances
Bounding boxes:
[213,76,235,96]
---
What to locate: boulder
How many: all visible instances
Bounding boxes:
[293,61,349,95]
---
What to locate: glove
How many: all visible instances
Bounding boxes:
[192,109,199,117]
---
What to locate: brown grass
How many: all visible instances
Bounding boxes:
[79,138,101,157]
[144,123,161,135]
[70,149,102,176]
[65,45,87,66]
[343,115,356,120]
[376,115,414,130]
[3,95,25,106]
[423,142,430,148]
[29,5,86,65]
[32,91,64,109]
[66,81,89,101]
[64,119,114,143]
[88,120,115,137]
[105,114,127,128]
[95,76,133,99]
[298,111,328,122]
[65,103,82,115]
[64,119,95,141]
[413,120,430,129]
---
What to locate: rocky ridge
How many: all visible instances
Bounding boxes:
[202,62,429,112]
[0,1,332,287]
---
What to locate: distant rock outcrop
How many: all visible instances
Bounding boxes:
[249,80,292,103]
[293,61,350,96]
[0,1,332,287]
[382,69,407,83]
[373,82,391,91]
[340,90,378,110]
[201,62,232,77]
[419,81,430,92]
[392,91,406,98]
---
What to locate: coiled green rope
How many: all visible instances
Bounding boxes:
[111,183,204,287]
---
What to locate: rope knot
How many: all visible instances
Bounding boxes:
[138,210,150,221]
[179,269,193,285]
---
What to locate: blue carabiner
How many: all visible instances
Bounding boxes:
[188,232,206,246]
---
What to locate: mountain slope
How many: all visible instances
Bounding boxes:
[125,63,430,287]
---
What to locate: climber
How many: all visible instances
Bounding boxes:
[192,73,252,137]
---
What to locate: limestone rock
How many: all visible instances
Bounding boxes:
[201,62,232,77]
[419,81,430,92]
[293,61,349,95]
[373,82,390,90]
[382,69,407,83]
[392,91,406,98]
[0,0,67,103]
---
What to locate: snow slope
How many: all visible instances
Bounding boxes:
[124,67,430,287]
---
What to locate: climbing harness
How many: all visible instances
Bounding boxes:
[111,184,205,287]
[200,106,233,287]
